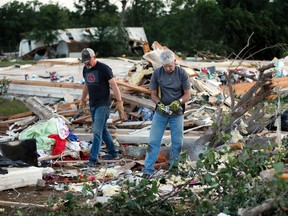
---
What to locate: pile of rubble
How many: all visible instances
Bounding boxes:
[1,42,288,207]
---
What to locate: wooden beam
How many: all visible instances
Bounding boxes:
[8,111,33,120]
[116,80,151,95]
[9,80,83,89]
[0,200,48,208]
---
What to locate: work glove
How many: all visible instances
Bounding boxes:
[78,101,85,114]
[157,102,165,111]
[116,101,126,120]
[157,102,172,115]
[157,102,165,112]
[169,100,182,112]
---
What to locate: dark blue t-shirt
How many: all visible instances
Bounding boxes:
[82,61,114,107]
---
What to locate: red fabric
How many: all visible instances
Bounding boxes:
[49,134,66,155]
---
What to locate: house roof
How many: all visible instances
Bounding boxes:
[56,27,148,43]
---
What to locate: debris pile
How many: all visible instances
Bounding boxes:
[1,42,288,211]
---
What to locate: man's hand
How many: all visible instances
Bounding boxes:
[157,102,165,110]
[78,101,85,114]
[116,101,126,120]
[157,102,173,115]
[169,100,182,112]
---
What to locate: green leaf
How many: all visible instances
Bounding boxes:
[66,192,74,200]
[273,162,284,174]
[151,181,158,193]
[204,173,213,183]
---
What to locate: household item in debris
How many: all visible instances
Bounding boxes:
[0,138,38,167]
[49,71,58,81]
[24,74,29,80]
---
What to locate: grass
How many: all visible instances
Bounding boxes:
[0,97,30,116]
[0,60,37,67]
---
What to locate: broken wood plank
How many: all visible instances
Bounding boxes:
[116,80,151,95]
[74,129,201,144]
[7,111,33,120]
[25,97,57,120]
[221,76,288,96]
[114,92,155,110]
[0,200,48,208]
[10,80,83,89]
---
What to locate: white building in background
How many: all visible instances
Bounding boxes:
[18,27,148,59]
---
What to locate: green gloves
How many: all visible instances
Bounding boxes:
[169,100,182,112]
[157,102,165,110]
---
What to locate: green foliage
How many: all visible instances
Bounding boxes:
[193,146,287,215]
[105,178,175,216]
[27,3,69,47]
[24,142,287,215]
[0,1,38,51]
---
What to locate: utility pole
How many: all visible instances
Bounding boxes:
[120,0,128,27]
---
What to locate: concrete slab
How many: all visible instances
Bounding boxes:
[0,167,44,191]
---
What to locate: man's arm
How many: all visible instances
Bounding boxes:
[151,89,161,104]
[109,77,122,101]
[109,77,126,120]
[80,83,88,104]
[180,89,191,104]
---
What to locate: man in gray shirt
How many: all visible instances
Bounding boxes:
[142,50,191,178]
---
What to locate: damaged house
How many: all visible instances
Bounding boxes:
[18,27,148,60]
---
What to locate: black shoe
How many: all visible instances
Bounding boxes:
[102,154,119,160]
[142,173,151,179]
[86,161,101,167]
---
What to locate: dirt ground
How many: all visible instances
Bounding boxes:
[0,164,105,215]
[0,185,64,215]
[0,157,142,216]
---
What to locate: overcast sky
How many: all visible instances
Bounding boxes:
[0,0,124,11]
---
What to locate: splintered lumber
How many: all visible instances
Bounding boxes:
[9,116,38,130]
[0,167,44,191]
[64,92,76,105]
[7,111,33,120]
[114,121,152,129]
[8,80,83,99]
[9,80,83,89]
[115,92,155,110]
[25,97,58,120]
[74,128,201,144]
[8,80,154,110]
[116,80,151,95]
[151,41,199,76]
[222,76,288,96]
[0,201,48,208]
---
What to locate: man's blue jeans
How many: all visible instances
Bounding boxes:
[89,105,117,162]
[142,112,184,175]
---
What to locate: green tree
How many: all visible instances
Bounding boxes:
[0,0,37,52]
[216,0,270,11]
[73,0,124,57]
[27,3,69,45]
[124,0,166,47]
[162,0,225,56]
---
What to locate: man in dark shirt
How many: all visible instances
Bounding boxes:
[79,48,126,167]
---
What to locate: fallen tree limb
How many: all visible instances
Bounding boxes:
[238,198,275,216]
